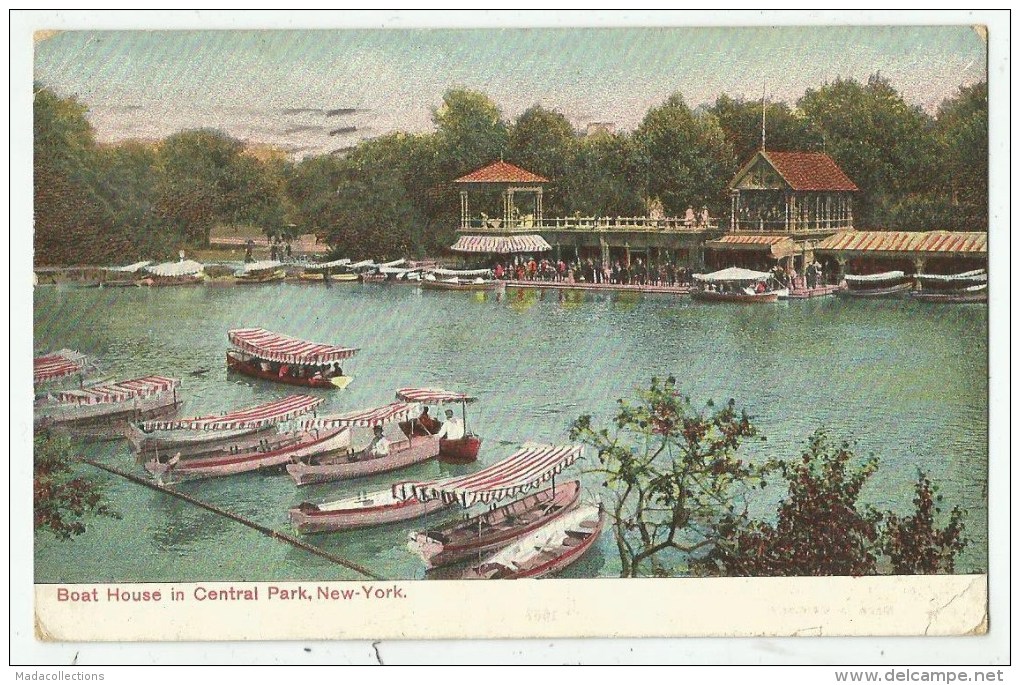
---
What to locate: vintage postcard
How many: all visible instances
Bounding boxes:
[15,10,1005,661]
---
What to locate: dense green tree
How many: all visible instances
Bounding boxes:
[798,75,938,228]
[433,88,509,177]
[710,94,822,173]
[935,82,988,229]
[508,105,577,216]
[561,130,645,216]
[633,93,732,216]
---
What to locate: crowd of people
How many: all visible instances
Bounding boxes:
[768,260,828,290]
[491,256,698,287]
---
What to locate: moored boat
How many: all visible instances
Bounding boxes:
[839,271,913,298]
[691,267,783,303]
[411,480,582,569]
[395,387,482,463]
[421,268,498,291]
[235,260,286,283]
[461,503,604,580]
[286,402,440,486]
[144,426,350,481]
[912,270,987,302]
[34,349,92,389]
[126,394,323,460]
[289,483,452,534]
[226,328,358,390]
[35,375,183,440]
[139,259,206,286]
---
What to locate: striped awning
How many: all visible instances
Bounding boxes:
[34,350,88,384]
[395,388,477,404]
[816,230,988,255]
[54,376,180,406]
[395,443,583,507]
[228,328,359,365]
[139,395,322,432]
[303,402,418,429]
[450,235,552,254]
[705,235,799,259]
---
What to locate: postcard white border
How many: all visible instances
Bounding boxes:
[10,9,1010,666]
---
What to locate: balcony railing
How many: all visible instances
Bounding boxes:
[731,217,854,232]
[461,216,719,232]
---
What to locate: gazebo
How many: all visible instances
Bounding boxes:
[455,160,547,231]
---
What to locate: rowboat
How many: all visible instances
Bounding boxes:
[839,271,913,298]
[912,270,987,303]
[395,387,482,463]
[126,394,323,460]
[144,426,350,481]
[286,402,440,486]
[691,267,782,303]
[99,260,151,287]
[235,260,285,284]
[397,443,586,568]
[300,258,351,282]
[226,328,358,390]
[461,503,604,580]
[289,483,452,534]
[410,480,582,569]
[421,268,499,291]
[35,375,183,440]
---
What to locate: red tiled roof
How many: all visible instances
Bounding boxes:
[454,160,549,184]
[705,234,799,259]
[816,230,987,254]
[762,151,859,192]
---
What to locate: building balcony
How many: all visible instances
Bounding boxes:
[730,217,853,235]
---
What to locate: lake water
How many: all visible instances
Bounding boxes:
[33,283,988,581]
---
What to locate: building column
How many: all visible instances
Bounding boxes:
[624,243,631,266]
[913,258,927,275]
[599,237,609,266]
[730,191,737,231]
[835,257,847,281]
[460,190,469,229]
[785,193,790,232]
[536,188,543,226]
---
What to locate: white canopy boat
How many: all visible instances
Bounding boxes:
[692,267,781,303]
[840,270,913,297]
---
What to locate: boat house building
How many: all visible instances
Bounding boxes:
[814,230,987,278]
[705,151,858,272]
[450,160,718,268]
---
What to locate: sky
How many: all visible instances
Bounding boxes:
[34,26,987,157]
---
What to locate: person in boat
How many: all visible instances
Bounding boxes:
[755,280,767,294]
[416,406,441,435]
[436,409,464,441]
[368,425,390,457]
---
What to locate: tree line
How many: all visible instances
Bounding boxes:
[34,75,987,266]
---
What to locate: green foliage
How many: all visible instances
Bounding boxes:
[570,376,775,577]
[710,94,822,173]
[434,88,509,177]
[34,431,120,540]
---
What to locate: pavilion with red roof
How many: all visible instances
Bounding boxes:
[454,160,549,233]
[705,150,859,272]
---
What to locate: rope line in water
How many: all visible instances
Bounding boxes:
[81,458,382,581]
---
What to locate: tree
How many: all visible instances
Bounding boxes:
[710,94,822,174]
[433,88,509,177]
[508,105,577,216]
[798,75,938,228]
[561,130,645,217]
[34,431,120,540]
[934,82,988,230]
[633,93,733,216]
[569,377,773,577]
[694,430,968,577]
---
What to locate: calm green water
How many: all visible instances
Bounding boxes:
[33,283,988,581]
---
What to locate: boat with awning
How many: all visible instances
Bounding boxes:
[840,270,913,298]
[286,402,440,486]
[127,394,323,459]
[912,270,987,303]
[289,480,452,534]
[235,260,285,283]
[462,503,604,580]
[691,267,781,303]
[100,261,151,286]
[226,328,359,389]
[395,387,482,463]
[36,375,183,439]
[422,267,498,291]
[141,259,206,286]
[34,349,90,386]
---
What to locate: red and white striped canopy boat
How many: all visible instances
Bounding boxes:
[395,442,583,507]
[53,376,180,406]
[139,394,322,432]
[302,402,418,429]
[395,388,477,404]
[34,349,89,385]
[227,328,360,365]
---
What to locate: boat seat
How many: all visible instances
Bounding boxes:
[578,520,598,529]
[563,538,582,547]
